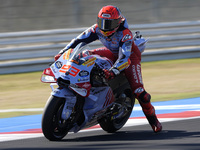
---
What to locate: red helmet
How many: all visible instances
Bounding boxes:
[97,5,122,37]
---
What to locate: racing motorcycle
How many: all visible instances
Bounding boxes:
[41,32,147,141]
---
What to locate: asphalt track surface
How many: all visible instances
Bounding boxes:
[0,118,199,150]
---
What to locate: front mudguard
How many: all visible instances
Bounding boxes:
[50,84,76,120]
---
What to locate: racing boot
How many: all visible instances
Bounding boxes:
[134,88,162,133]
[143,104,162,133]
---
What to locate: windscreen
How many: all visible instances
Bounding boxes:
[68,42,91,65]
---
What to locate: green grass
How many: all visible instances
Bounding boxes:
[0,58,200,118]
[141,58,200,101]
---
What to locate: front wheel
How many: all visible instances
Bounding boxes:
[100,89,135,133]
[42,96,69,141]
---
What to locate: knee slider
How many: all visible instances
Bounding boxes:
[139,91,151,103]
[134,87,151,103]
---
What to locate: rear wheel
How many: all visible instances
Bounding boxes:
[100,89,135,133]
[42,96,70,141]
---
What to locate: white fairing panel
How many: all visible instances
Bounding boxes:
[84,87,114,120]
[51,86,74,98]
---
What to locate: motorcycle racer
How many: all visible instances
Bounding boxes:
[55,5,162,133]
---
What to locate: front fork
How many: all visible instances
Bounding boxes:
[50,83,77,120]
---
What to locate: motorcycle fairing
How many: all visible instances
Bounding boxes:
[51,85,74,98]
[84,87,114,110]
[50,55,95,97]
[70,86,115,133]
[43,43,128,134]
[50,49,113,97]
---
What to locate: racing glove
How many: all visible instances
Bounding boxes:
[54,53,62,61]
[103,68,120,80]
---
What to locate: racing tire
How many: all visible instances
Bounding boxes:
[42,96,69,141]
[100,89,135,133]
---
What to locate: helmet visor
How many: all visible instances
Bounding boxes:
[97,17,120,31]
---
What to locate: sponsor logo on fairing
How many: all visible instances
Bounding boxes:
[79,70,89,77]
[82,82,91,88]
[82,57,96,66]
[77,77,89,82]
[61,74,70,80]
[45,69,51,74]
[50,65,57,73]
[55,61,63,69]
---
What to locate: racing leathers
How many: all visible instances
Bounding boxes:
[58,19,162,133]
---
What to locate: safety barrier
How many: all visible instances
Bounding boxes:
[0,20,200,74]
